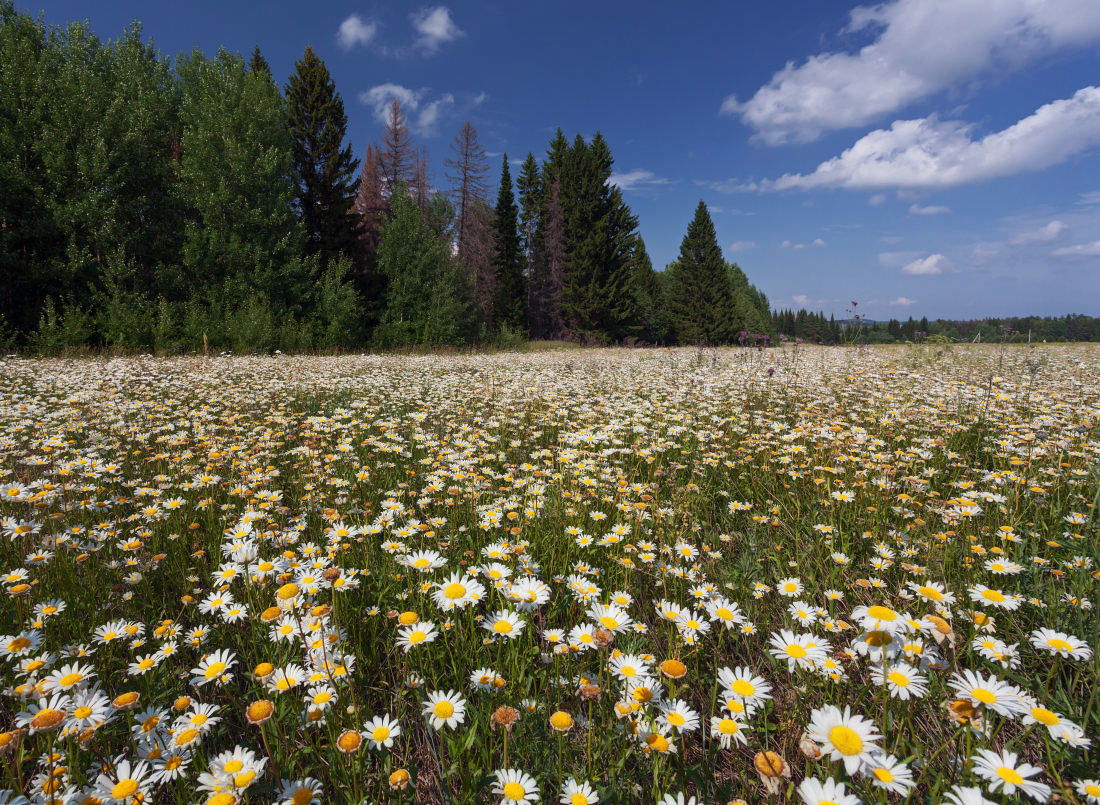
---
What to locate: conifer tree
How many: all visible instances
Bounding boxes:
[666,201,736,344]
[445,121,489,261]
[248,45,271,77]
[379,98,415,193]
[352,143,387,316]
[516,153,541,261]
[284,45,361,267]
[492,155,525,331]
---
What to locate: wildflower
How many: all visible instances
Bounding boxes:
[948,669,1026,718]
[94,757,155,803]
[363,714,400,750]
[549,710,573,732]
[560,777,599,805]
[277,777,322,805]
[797,777,861,805]
[1029,628,1092,660]
[483,610,525,639]
[423,690,467,730]
[805,705,883,774]
[709,716,749,748]
[493,769,539,804]
[971,748,1050,801]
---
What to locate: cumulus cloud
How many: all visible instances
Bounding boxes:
[359,83,462,136]
[889,296,917,306]
[607,170,671,191]
[1010,220,1068,245]
[411,6,463,54]
[1052,240,1100,257]
[909,203,951,215]
[728,240,756,252]
[337,14,378,50]
[739,87,1100,192]
[901,253,951,275]
[722,0,1100,144]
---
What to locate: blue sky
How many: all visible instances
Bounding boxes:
[32,0,1100,320]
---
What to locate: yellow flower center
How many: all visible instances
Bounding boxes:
[571,794,588,805]
[731,680,755,696]
[1046,638,1071,652]
[997,767,1024,786]
[223,760,244,773]
[444,583,466,599]
[112,780,139,799]
[502,782,526,800]
[981,589,1006,603]
[204,662,226,679]
[887,671,910,687]
[74,706,93,719]
[434,701,455,718]
[598,616,618,629]
[873,768,894,782]
[971,688,996,704]
[828,725,863,755]
[234,770,256,787]
[867,606,897,621]
[408,630,426,643]
[785,644,807,658]
[667,712,685,726]
[372,726,390,742]
[1031,707,1059,725]
[550,711,573,730]
[292,789,314,805]
[494,620,513,633]
[717,718,738,734]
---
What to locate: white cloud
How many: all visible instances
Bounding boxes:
[359,84,459,136]
[792,294,810,305]
[901,253,951,275]
[607,169,671,191]
[909,203,951,215]
[415,94,454,136]
[411,6,463,54]
[1052,240,1100,257]
[781,238,826,250]
[868,193,886,206]
[723,0,1100,144]
[1076,190,1100,206]
[878,250,918,267]
[889,296,917,306]
[968,243,1001,265]
[728,240,756,252]
[337,14,378,50]
[742,87,1100,191]
[1009,220,1068,245]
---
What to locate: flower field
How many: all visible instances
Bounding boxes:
[1,344,1098,804]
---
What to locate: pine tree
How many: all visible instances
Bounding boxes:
[666,201,737,344]
[379,98,415,194]
[492,155,525,331]
[630,236,671,344]
[248,45,271,77]
[284,45,361,267]
[445,121,489,261]
[516,153,541,261]
[529,177,568,340]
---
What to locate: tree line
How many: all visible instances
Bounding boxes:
[0,4,773,353]
[773,311,1100,344]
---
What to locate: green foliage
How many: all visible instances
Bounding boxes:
[373,189,474,348]
[666,202,737,344]
[492,155,526,332]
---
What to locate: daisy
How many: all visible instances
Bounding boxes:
[806,704,883,775]
[432,572,485,611]
[1029,628,1092,660]
[968,585,1021,610]
[869,662,928,700]
[704,597,743,629]
[907,579,957,605]
[494,769,539,804]
[93,757,155,803]
[423,690,466,730]
[267,664,306,694]
[777,577,802,597]
[483,610,525,640]
[396,621,438,652]
[277,777,323,805]
[658,699,700,733]
[403,550,445,571]
[363,714,401,750]
[560,777,599,805]
[852,604,908,634]
[608,653,651,681]
[717,666,772,706]
[709,715,750,748]
[797,777,861,805]
[41,662,95,693]
[768,629,827,670]
[587,603,633,633]
[190,649,238,688]
[862,753,915,796]
[658,795,696,805]
[971,748,1050,801]
[1075,780,1100,803]
[948,669,1026,718]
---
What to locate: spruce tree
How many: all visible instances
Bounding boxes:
[667,201,737,344]
[380,98,415,193]
[248,45,271,77]
[492,155,525,332]
[516,153,541,261]
[284,46,361,268]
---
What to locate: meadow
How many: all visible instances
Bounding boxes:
[0,344,1097,804]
